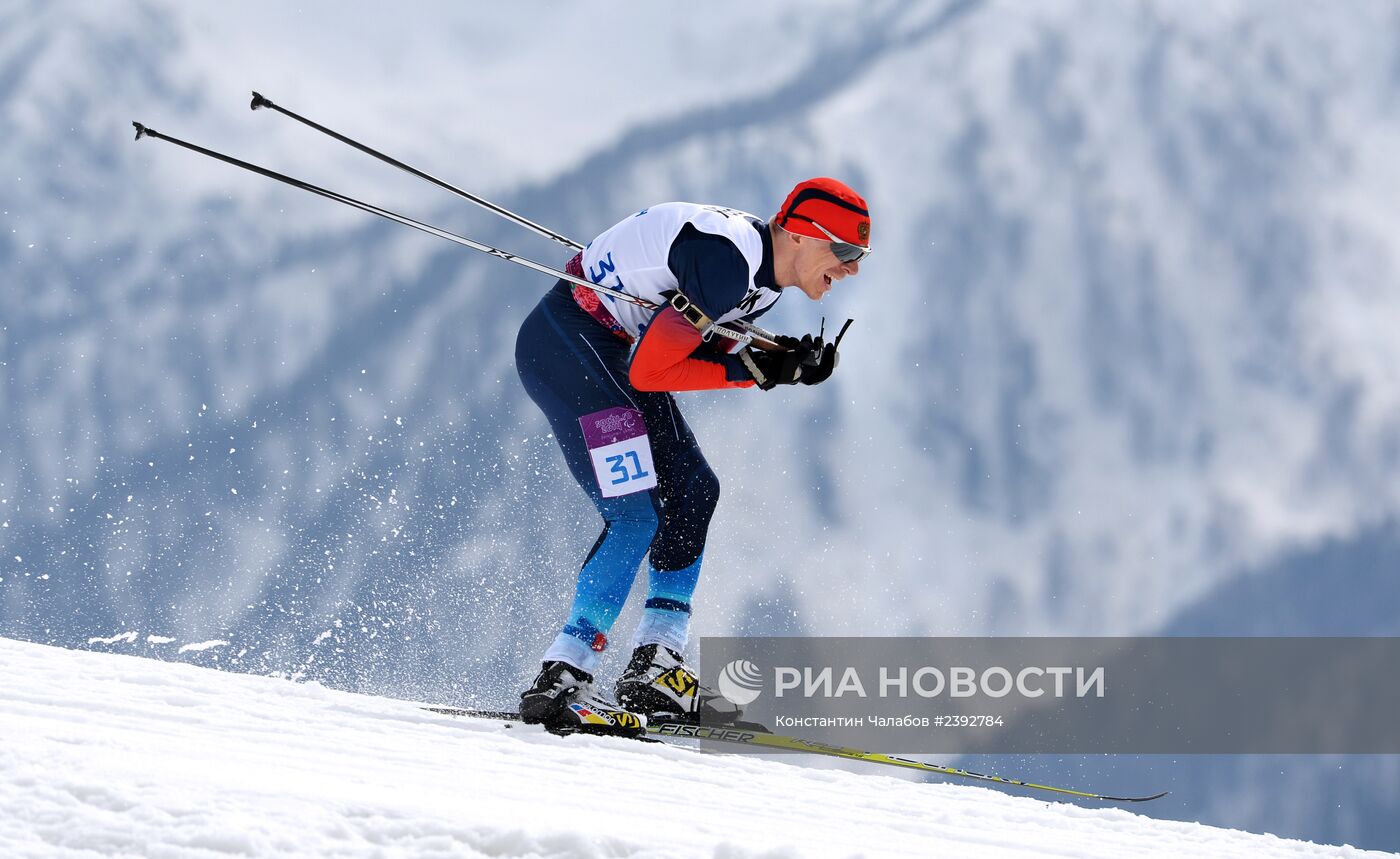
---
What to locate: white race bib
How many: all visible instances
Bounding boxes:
[579,407,657,498]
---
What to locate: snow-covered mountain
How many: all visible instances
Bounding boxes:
[5,0,1400,850]
[3,637,1389,858]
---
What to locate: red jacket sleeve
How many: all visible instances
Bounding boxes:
[628,307,756,392]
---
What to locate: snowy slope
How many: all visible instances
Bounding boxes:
[0,638,1386,859]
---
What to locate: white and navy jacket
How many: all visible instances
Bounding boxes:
[579,203,781,391]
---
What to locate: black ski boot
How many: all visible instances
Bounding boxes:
[614,644,742,724]
[519,661,646,738]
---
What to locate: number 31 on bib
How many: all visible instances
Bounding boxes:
[579,407,657,498]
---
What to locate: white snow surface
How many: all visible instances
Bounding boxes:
[0,638,1385,859]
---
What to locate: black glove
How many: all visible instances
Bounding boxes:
[743,320,852,390]
[801,319,853,386]
[741,344,806,390]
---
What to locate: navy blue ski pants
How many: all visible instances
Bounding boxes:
[514,281,718,671]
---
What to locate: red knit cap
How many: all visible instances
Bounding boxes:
[774,177,870,248]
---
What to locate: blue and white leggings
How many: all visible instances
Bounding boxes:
[515,281,719,674]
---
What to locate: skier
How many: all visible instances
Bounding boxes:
[514,178,870,736]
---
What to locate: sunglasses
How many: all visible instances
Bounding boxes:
[808,220,871,264]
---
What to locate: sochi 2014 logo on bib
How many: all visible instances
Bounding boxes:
[717,659,764,706]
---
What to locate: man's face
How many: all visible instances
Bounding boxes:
[792,234,862,300]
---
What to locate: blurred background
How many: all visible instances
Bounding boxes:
[3,0,1398,848]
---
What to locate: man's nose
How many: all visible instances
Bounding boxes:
[842,259,861,275]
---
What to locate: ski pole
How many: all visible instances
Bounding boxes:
[130,121,766,349]
[250,91,582,253]
[245,91,784,344]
